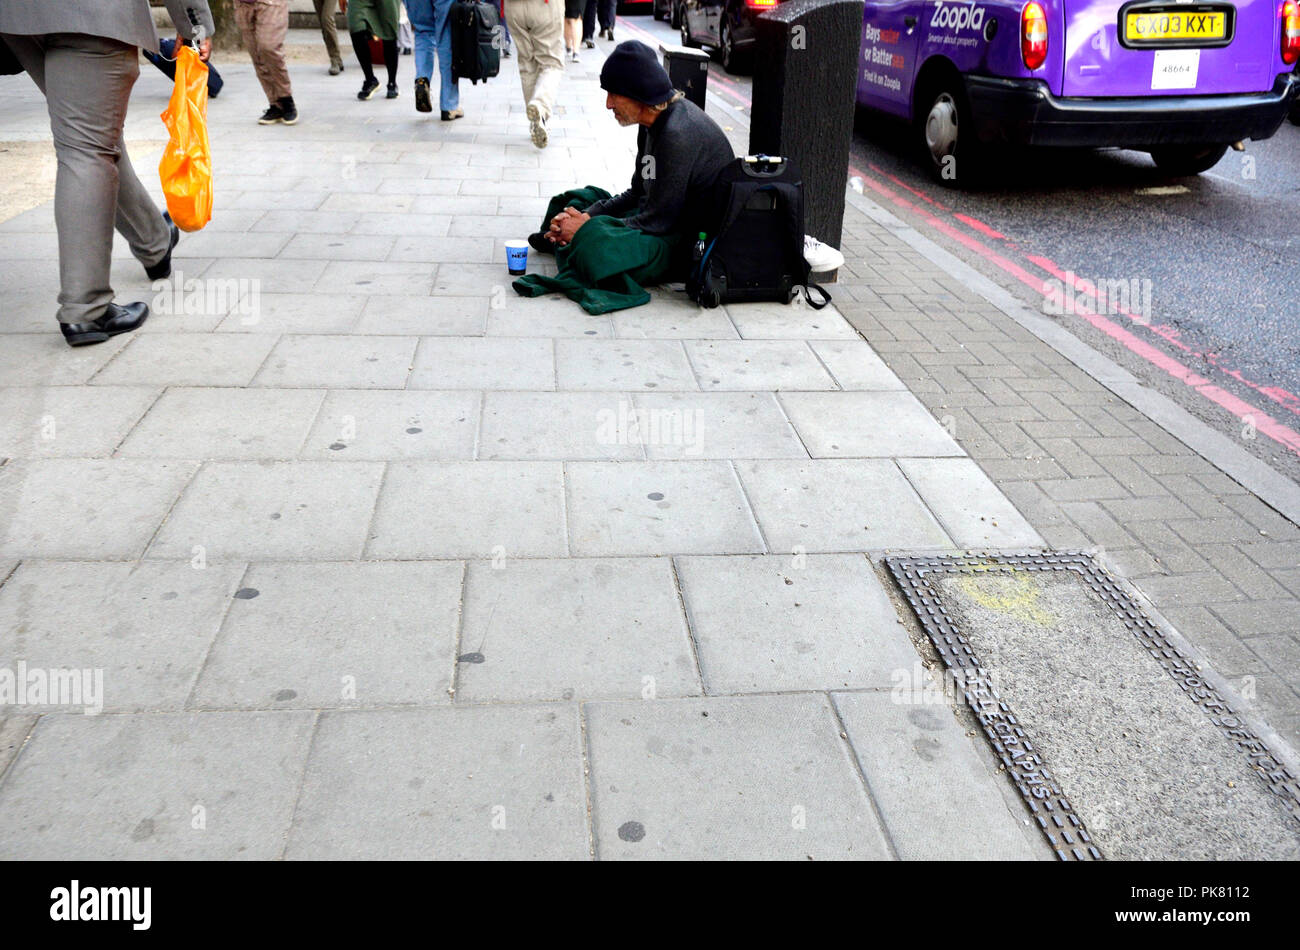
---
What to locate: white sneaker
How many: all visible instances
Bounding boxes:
[803,234,844,271]
[527,102,548,149]
[570,50,580,64]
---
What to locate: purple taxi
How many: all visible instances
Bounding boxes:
[856,0,1300,182]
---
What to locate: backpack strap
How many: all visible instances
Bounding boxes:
[801,282,831,310]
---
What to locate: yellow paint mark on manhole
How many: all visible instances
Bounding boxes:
[954,572,1056,626]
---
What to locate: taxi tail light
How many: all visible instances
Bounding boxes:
[746,0,778,6]
[1283,0,1300,65]
[1021,2,1048,70]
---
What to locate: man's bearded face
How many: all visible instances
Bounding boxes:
[605,92,642,127]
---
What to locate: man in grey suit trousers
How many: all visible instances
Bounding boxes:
[0,0,215,346]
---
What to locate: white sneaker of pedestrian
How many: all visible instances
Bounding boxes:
[527,102,549,149]
[803,234,845,271]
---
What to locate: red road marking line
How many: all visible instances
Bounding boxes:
[848,164,1300,456]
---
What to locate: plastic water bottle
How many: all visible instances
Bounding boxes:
[692,232,706,265]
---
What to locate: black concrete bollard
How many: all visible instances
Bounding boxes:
[749,0,864,277]
[659,44,712,111]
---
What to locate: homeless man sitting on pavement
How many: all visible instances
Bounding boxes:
[513,40,734,315]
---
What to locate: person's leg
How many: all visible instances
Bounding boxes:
[236,0,275,102]
[315,0,343,69]
[405,0,436,81]
[432,0,459,112]
[564,17,580,55]
[582,0,597,42]
[531,0,566,118]
[350,31,377,83]
[382,38,399,86]
[4,34,153,325]
[114,135,171,271]
[256,0,294,102]
[600,0,616,34]
[504,3,538,105]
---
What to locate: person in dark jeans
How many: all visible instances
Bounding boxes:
[582,0,614,42]
[143,36,224,97]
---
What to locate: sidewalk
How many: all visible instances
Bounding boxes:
[0,33,1295,859]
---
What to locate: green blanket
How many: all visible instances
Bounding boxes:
[513,187,678,315]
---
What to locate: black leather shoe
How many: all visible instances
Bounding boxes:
[60,301,149,347]
[145,213,179,280]
[528,231,556,255]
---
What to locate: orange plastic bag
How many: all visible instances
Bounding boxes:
[158,45,212,232]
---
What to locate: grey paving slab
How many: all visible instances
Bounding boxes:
[214,292,366,334]
[390,235,495,264]
[116,387,324,460]
[90,333,279,388]
[354,295,488,335]
[366,461,567,558]
[313,261,435,296]
[555,340,699,391]
[252,335,417,389]
[0,459,196,558]
[480,392,644,460]
[0,710,315,859]
[832,691,1044,860]
[177,229,292,260]
[898,458,1045,549]
[0,386,157,458]
[456,558,699,703]
[200,257,328,294]
[281,232,396,262]
[432,262,515,295]
[486,296,615,337]
[810,340,908,391]
[149,461,384,559]
[778,392,964,458]
[611,304,739,340]
[0,715,35,779]
[566,461,765,556]
[301,389,478,460]
[685,340,838,391]
[192,561,462,709]
[736,459,953,553]
[285,705,588,860]
[676,554,917,693]
[585,694,893,859]
[408,338,555,390]
[630,392,806,460]
[0,333,130,386]
[0,560,245,712]
[725,302,860,340]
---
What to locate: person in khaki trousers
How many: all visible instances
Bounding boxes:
[235,0,298,124]
[504,0,564,149]
[314,0,345,74]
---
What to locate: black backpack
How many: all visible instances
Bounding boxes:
[450,0,501,84]
[687,155,829,310]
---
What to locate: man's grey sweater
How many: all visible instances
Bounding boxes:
[584,98,734,238]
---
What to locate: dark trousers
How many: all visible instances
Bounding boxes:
[143,38,225,97]
[582,0,614,39]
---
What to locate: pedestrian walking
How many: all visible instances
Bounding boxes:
[499,0,513,57]
[344,0,403,100]
[503,0,565,149]
[563,0,583,62]
[581,0,613,44]
[403,0,462,120]
[235,0,298,124]
[0,0,213,346]
[313,0,345,74]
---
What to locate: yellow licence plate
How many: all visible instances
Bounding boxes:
[1125,10,1227,43]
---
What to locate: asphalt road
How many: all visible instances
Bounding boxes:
[624,11,1300,486]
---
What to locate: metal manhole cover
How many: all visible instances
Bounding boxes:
[886,551,1300,861]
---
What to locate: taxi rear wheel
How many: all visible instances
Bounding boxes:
[1148,144,1230,177]
[918,79,981,187]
